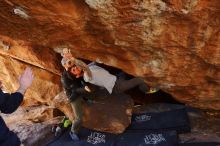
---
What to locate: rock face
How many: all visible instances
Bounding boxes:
[82,93,133,133]
[4,116,62,146]
[0,0,219,110]
[0,1,219,144]
[0,52,62,106]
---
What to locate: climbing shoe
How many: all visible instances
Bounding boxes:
[146,87,160,94]
[69,131,79,141]
[55,126,62,137]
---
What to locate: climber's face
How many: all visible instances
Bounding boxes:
[70,65,83,78]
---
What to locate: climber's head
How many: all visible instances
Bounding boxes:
[69,65,83,78]
[61,58,74,71]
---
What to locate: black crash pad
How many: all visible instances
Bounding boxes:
[128,108,190,133]
[45,128,178,146]
[45,127,117,146]
[179,143,220,146]
[116,130,178,146]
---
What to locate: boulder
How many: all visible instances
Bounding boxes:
[53,91,134,134]
[0,0,219,109]
[10,117,62,146]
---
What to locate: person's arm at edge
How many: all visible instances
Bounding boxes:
[0,67,34,113]
[0,90,23,114]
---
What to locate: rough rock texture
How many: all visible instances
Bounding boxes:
[53,91,134,133]
[2,104,64,146]
[0,54,62,106]
[179,111,220,143]
[83,93,133,133]
[0,0,219,110]
[4,117,62,146]
[52,92,74,121]
[2,105,57,125]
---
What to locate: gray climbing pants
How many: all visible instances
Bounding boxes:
[112,77,149,94]
[70,98,83,134]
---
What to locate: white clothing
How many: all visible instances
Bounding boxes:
[83,64,116,94]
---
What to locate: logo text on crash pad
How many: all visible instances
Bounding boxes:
[144,134,166,144]
[87,132,106,144]
[135,114,151,122]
